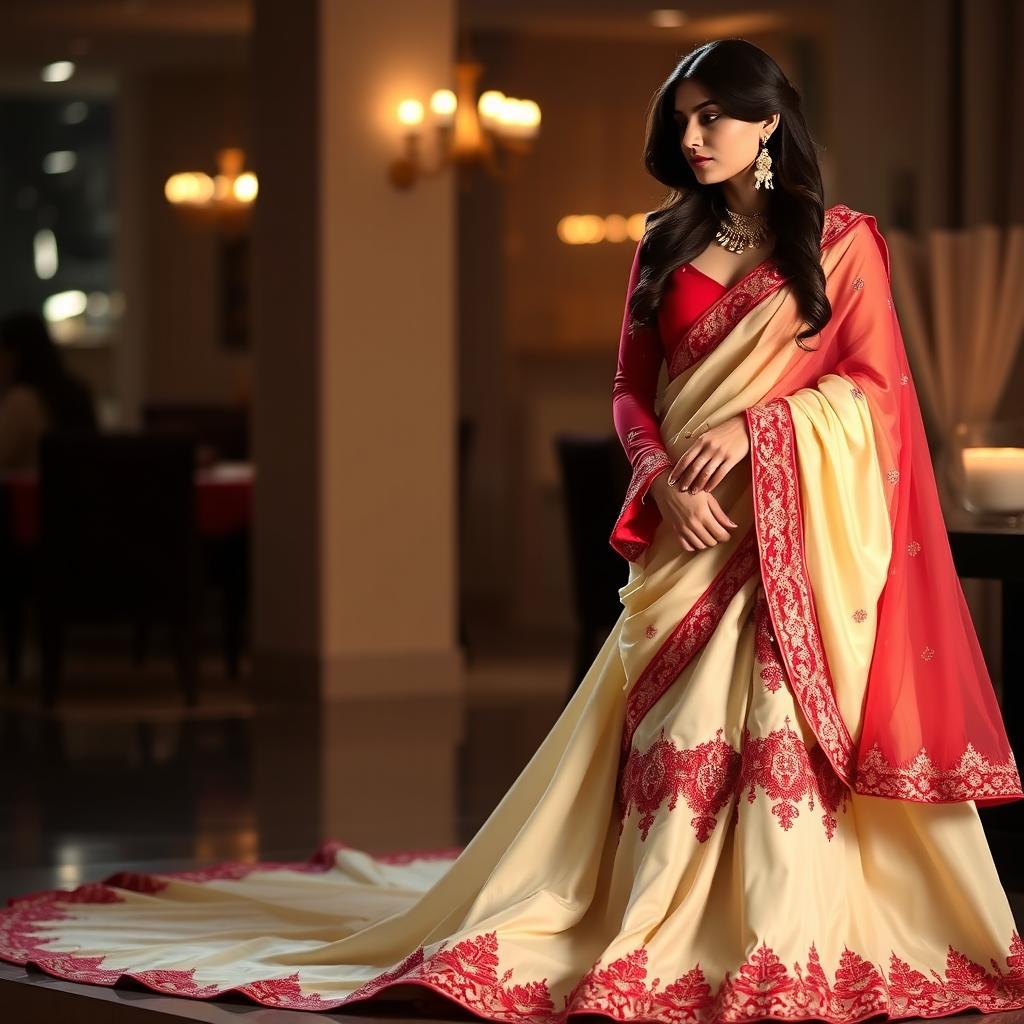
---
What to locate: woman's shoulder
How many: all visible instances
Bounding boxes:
[822,202,872,245]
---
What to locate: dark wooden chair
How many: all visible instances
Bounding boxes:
[142,402,249,462]
[37,433,201,706]
[554,434,631,703]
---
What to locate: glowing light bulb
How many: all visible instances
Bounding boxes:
[233,172,258,202]
[397,99,424,127]
[164,172,215,205]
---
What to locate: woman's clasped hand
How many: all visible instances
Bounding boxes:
[649,412,750,552]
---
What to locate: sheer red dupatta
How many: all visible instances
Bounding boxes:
[746,213,1022,805]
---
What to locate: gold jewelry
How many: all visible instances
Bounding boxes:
[753,132,774,191]
[714,206,768,255]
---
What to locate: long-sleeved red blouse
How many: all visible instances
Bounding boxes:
[610,240,726,561]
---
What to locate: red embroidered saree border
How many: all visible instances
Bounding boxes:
[855,740,1023,803]
[4,886,1024,1019]
[744,398,857,785]
[619,528,760,763]
[668,203,865,380]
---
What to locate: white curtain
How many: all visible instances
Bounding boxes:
[888,225,1024,440]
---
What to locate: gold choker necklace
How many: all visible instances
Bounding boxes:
[715,206,769,255]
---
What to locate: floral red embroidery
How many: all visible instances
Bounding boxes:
[0,884,336,1008]
[620,529,759,763]
[132,968,221,997]
[619,719,851,844]
[3,881,1024,1019]
[856,741,1024,803]
[618,727,740,842]
[237,973,335,1010]
[355,931,558,1020]
[645,624,658,639]
[753,590,785,692]
[609,449,674,562]
[738,716,851,840]
[565,946,655,1017]
[347,947,426,1001]
[745,398,857,786]
[562,934,1024,1023]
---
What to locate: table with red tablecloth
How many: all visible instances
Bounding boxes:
[0,462,254,545]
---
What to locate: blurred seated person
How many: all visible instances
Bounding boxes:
[0,311,97,470]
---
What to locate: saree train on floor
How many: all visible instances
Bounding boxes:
[2,203,1023,1023]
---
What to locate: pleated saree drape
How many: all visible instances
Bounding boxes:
[2,204,1023,1022]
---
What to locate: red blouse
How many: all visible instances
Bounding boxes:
[609,242,726,561]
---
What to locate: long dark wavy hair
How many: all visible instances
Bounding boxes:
[628,38,828,349]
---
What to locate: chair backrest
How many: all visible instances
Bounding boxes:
[142,403,249,461]
[554,433,630,628]
[39,433,199,614]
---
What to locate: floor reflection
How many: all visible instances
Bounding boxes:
[0,653,569,905]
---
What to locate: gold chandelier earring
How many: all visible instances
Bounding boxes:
[753,133,774,190]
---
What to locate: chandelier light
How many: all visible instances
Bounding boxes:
[165,148,258,232]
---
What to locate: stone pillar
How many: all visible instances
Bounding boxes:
[250,0,461,701]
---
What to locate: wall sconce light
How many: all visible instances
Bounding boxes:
[389,48,541,190]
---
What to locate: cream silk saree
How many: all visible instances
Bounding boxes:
[2,204,1023,1022]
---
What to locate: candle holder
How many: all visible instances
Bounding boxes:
[945,418,1024,527]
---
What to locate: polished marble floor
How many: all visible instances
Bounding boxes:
[1,637,1022,1021]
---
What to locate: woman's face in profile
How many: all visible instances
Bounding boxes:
[672,79,777,187]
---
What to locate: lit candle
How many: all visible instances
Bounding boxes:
[961,447,1024,513]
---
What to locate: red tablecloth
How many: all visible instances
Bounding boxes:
[0,464,253,545]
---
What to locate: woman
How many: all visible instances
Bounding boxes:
[0,311,97,468]
[2,38,1023,1022]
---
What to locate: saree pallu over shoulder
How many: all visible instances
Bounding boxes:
[744,211,1022,806]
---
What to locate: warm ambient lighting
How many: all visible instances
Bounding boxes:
[557,213,649,245]
[649,9,689,28]
[232,172,258,202]
[397,99,425,127]
[430,89,457,124]
[165,148,257,231]
[41,60,75,83]
[961,447,1024,513]
[388,40,541,190]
